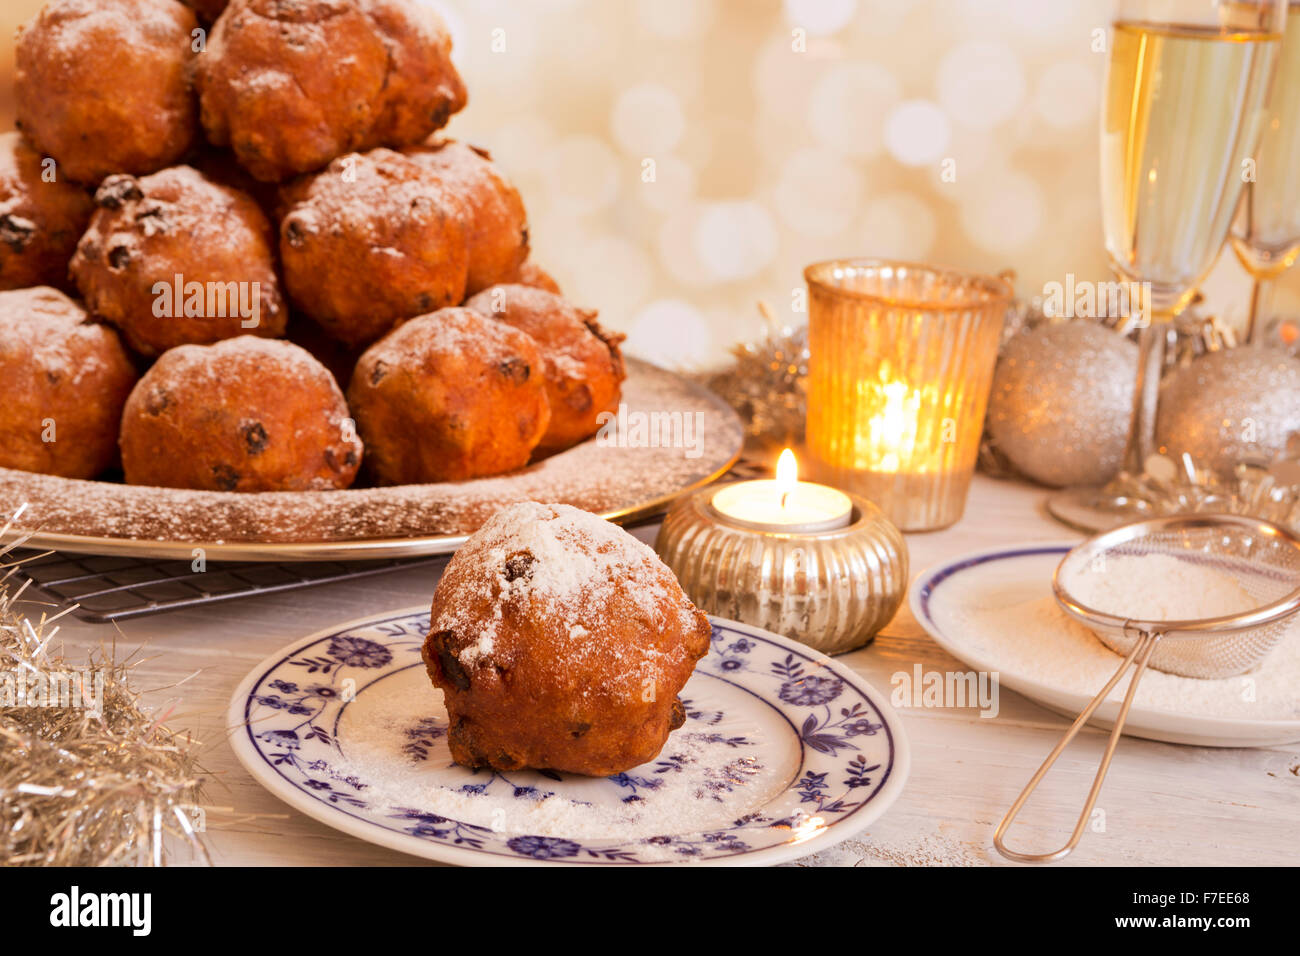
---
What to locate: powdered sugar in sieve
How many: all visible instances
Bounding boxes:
[996,514,1300,864]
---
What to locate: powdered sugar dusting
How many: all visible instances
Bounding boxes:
[328,663,787,853]
[948,595,1300,720]
[369,305,533,362]
[0,359,741,549]
[1067,554,1258,621]
[0,287,129,388]
[145,336,346,418]
[458,633,494,667]
[432,501,700,681]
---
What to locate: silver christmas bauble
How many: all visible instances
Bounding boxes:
[1155,346,1300,477]
[986,321,1137,487]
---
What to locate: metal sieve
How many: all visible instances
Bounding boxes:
[994,514,1300,864]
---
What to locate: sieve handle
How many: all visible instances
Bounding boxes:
[993,629,1161,864]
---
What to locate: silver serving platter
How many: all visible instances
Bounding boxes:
[1,359,742,561]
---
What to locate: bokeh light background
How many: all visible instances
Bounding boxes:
[2,0,1294,368]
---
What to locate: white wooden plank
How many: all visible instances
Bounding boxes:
[33,474,1298,866]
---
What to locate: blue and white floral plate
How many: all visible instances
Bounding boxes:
[228,609,910,866]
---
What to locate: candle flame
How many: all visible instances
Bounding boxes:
[879,383,909,443]
[776,448,798,490]
[875,382,914,473]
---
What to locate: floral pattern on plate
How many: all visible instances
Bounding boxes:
[230,610,909,866]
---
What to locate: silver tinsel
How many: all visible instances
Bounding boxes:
[1129,449,1300,532]
[0,513,209,866]
[703,304,809,452]
[1165,298,1238,367]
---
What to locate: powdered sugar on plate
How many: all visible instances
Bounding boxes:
[941,575,1300,721]
[0,359,741,554]
[331,665,787,852]
[232,611,907,865]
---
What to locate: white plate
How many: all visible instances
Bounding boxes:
[910,543,1300,748]
[228,609,910,865]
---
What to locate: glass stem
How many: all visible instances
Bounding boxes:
[1245,277,1269,344]
[1121,318,1167,477]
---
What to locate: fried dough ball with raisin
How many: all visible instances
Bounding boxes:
[15,0,200,185]
[0,287,137,479]
[401,140,528,295]
[348,308,550,483]
[70,166,286,357]
[510,258,562,295]
[195,0,467,182]
[119,336,362,491]
[0,133,94,292]
[423,501,713,776]
[279,149,468,349]
[466,284,625,453]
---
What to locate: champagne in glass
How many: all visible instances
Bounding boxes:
[1231,1,1300,337]
[1103,21,1280,316]
[1048,1,1284,533]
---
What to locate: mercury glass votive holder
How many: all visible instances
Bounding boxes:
[654,485,908,655]
[804,259,1012,532]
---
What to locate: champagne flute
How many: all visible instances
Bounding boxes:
[1231,0,1300,341]
[1048,0,1286,533]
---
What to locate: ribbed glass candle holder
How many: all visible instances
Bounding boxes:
[804,259,1012,531]
[654,485,908,655]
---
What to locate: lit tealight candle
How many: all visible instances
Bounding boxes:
[711,449,853,533]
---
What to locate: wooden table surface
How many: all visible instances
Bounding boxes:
[41,474,1300,866]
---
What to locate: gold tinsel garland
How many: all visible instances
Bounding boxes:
[700,302,809,454]
[0,512,208,866]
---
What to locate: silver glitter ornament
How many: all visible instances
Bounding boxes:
[1155,346,1300,478]
[986,321,1137,487]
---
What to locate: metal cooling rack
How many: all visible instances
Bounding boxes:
[9,458,769,624]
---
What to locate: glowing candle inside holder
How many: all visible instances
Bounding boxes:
[711,449,853,533]
[657,449,907,655]
[869,381,922,474]
[804,259,1012,532]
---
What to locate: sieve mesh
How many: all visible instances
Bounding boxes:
[1053,516,1300,679]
